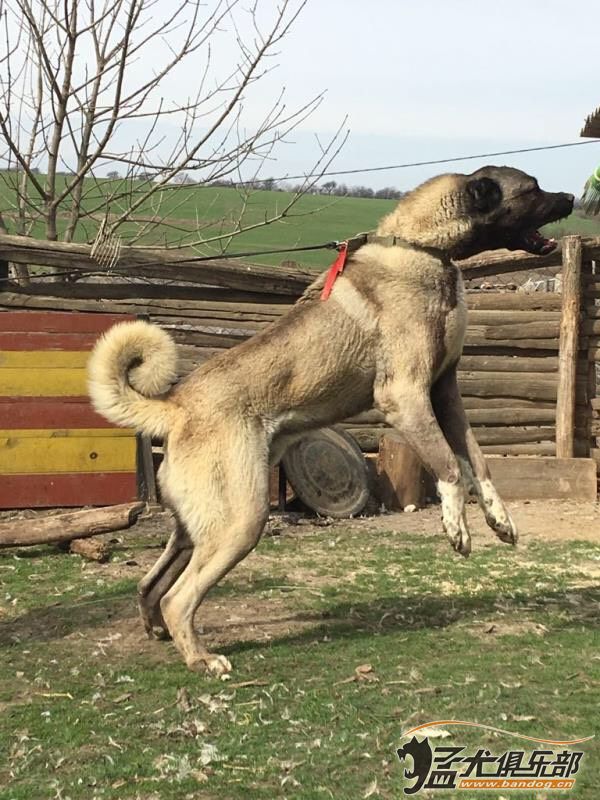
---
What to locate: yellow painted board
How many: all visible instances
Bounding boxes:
[0,428,134,439]
[0,351,91,369]
[0,434,137,474]
[0,368,87,396]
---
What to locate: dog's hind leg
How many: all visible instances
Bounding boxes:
[431,367,517,545]
[137,519,193,639]
[159,429,271,674]
[376,382,471,556]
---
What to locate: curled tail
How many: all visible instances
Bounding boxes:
[88,320,179,438]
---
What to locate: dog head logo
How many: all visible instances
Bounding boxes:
[396,735,433,795]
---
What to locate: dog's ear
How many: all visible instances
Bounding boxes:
[466,177,502,213]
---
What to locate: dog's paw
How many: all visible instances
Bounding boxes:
[187,653,233,676]
[207,654,233,676]
[487,511,518,546]
[443,517,471,558]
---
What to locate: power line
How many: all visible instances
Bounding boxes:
[237,138,600,186]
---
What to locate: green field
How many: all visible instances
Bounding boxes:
[0,514,598,799]
[2,172,600,269]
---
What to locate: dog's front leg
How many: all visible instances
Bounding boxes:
[431,367,517,545]
[375,383,471,556]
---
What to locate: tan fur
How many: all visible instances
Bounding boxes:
[88,320,179,438]
[87,166,573,674]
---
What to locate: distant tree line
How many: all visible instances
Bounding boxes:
[207,177,404,199]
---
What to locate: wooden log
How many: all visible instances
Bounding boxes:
[466,292,562,311]
[457,372,560,401]
[461,397,556,409]
[0,292,278,327]
[69,537,111,562]
[475,321,560,340]
[466,407,556,425]
[0,502,145,549]
[486,457,597,501]
[458,246,562,278]
[460,373,587,402]
[471,426,555,445]
[458,354,559,373]
[463,335,559,350]
[556,236,583,458]
[167,327,248,348]
[467,310,561,324]
[480,442,556,455]
[9,280,294,306]
[0,232,314,296]
[376,433,433,509]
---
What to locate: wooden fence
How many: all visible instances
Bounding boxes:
[0,232,598,490]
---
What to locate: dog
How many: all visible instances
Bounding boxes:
[88,165,573,674]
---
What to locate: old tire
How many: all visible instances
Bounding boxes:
[282,426,370,518]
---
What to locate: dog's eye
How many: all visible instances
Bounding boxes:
[466,177,502,213]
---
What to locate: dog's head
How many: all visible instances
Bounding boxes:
[377,165,574,260]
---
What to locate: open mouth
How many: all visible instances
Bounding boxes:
[519,229,557,256]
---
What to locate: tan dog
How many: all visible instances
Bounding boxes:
[88,166,573,674]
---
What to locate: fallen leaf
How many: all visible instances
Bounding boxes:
[364,778,379,797]
[176,687,193,713]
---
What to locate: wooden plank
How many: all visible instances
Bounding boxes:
[0,433,136,474]
[467,310,562,324]
[458,354,559,373]
[461,397,556,409]
[466,292,563,311]
[463,335,559,350]
[0,310,127,333]
[556,236,583,458]
[14,281,294,306]
[0,350,90,368]
[486,457,597,501]
[0,367,88,396]
[0,399,111,428]
[0,233,314,296]
[0,428,133,438]
[0,472,139,508]
[0,332,102,350]
[459,247,562,279]
[480,443,556,455]
[457,373,559,401]
[466,407,557,425]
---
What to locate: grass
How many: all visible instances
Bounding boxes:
[0,519,598,799]
[2,171,600,269]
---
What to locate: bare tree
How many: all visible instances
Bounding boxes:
[0,0,346,278]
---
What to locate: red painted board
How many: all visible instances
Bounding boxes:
[0,399,114,429]
[0,472,139,508]
[0,311,133,334]
[0,332,103,351]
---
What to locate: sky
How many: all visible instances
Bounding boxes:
[184,0,600,195]
[3,0,600,196]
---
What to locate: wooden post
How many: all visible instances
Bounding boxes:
[556,236,583,458]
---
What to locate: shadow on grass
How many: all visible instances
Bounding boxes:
[1,577,598,652]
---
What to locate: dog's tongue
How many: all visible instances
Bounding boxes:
[522,229,556,255]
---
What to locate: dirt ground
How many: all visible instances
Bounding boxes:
[1,498,598,661]
[124,497,600,543]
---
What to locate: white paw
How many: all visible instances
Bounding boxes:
[206,654,233,676]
